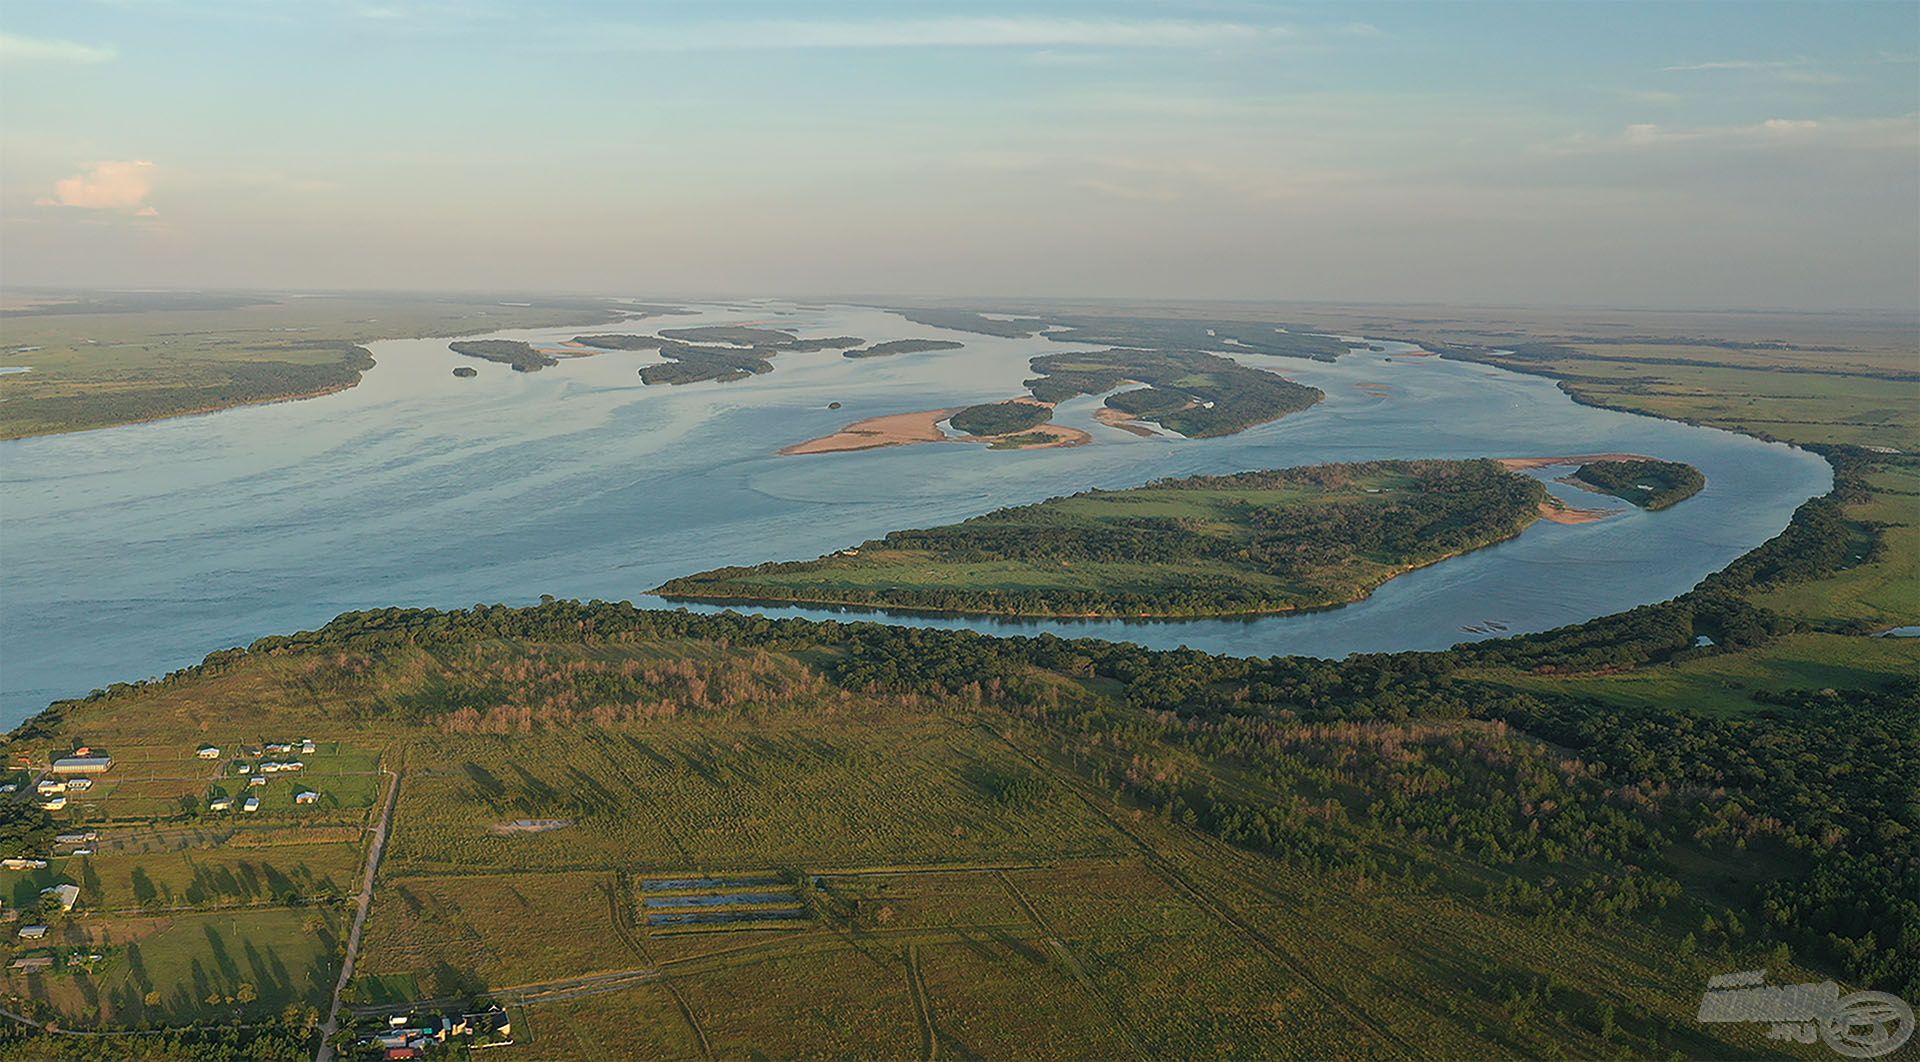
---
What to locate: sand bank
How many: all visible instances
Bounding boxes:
[1093,407,1160,437]
[1536,500,1617,525]
[780,408,959,455]
[782,406,1090,455]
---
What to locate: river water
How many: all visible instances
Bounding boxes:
[0,302,1830,723]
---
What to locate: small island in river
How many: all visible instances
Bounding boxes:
[658,459,1547,617]
[448,339,557,372]
[843,338,964,358]
[1570,458,1706,510]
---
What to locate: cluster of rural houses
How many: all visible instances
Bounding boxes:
[363,1005,514,1056]
[202,738,322,813]
[27,749,115,811]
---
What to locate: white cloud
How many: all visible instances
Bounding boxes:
[36,160,159,215]
[1660,57,1845,84]
[601,17,1287,52]
[1554,115,1915,154]
[0,32,116,64]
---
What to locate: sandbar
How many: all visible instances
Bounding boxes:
[1496,453,1655,472]
[1094,407,1161,437]
[782,405,1092,455]
[1536,500,1617,525]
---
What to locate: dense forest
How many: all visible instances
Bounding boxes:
[447,340,556,373]
[633,330,866,384]
[1572,459,1706,510]
[656,460,1546,616]
[947,400,1052,436]
[1024,349,1322,437]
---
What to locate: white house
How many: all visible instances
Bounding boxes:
[209,795,234,812]
[37,796,66,811]
[242,796,261,813]
[295,791,320,805]
[196,746,221,759]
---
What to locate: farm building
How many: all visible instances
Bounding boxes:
[65,779,93,792]
[208,795,234,812]
[54,832,95,844]
[295,791,320,805]
[242,796,261,813]
[50,756,112,776]
[301,739,317,754]
[8,955,53,973]
[1,858,47,871]
[196,746,221,759]
[35,779,64,795]
[41,885,79,912]
[249,775,268,787]
[265,743,293,754]
[16,926,47,940]
[37,796,66,811]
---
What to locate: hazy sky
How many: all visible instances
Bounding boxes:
[3,1,1917,309]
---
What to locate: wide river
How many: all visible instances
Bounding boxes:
[0,302,1830,723]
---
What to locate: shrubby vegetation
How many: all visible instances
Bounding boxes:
[888,309,1046,337]
[1024,349,1321,436]
[947,400,1051,437]
[1572,459,1705,510]
[570,333,665,350]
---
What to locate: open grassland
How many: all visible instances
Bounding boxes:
[660,460,1549,618]
[0,291,636,438]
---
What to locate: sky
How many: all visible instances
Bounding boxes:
[2,1,1917,309]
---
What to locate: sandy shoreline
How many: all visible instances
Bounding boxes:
[781,406,1092,456]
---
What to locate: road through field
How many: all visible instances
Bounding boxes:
[316,769,399,1062]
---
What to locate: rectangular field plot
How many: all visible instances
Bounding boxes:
[68,840,362,910]
[384,717,1127,872]
[0,907,341,1028]
[355,870,638,992]
[519,985,703,1059]
[672,949,919,1059]
[811,866,1035,931]
[918,934,1135,1059]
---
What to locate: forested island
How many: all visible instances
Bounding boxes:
[1025,349,1322,437]
[657,459,1546,617]
[1042,315,1355,361]
[948,399,1052,436]
[1572,458,1706,510]
[624,329,866,385]
[448,339,557,373]
[843,338,964,359]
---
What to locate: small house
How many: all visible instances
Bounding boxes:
[242,796,261,813]
[209,795,234,812]
[300,740,316,754]
[295,791,320,805]
[70,848,93,857]
[54,832,96,844]
[16,925,47,940]
[50,756,112,776]
[65,778,93,792]
[0,784,16,794]
[265,743,293,754]
[196,746,221,759]
[249,775,268,787]
[35,779,65,795]
[41,884,79,912]
[37,796,66,811]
